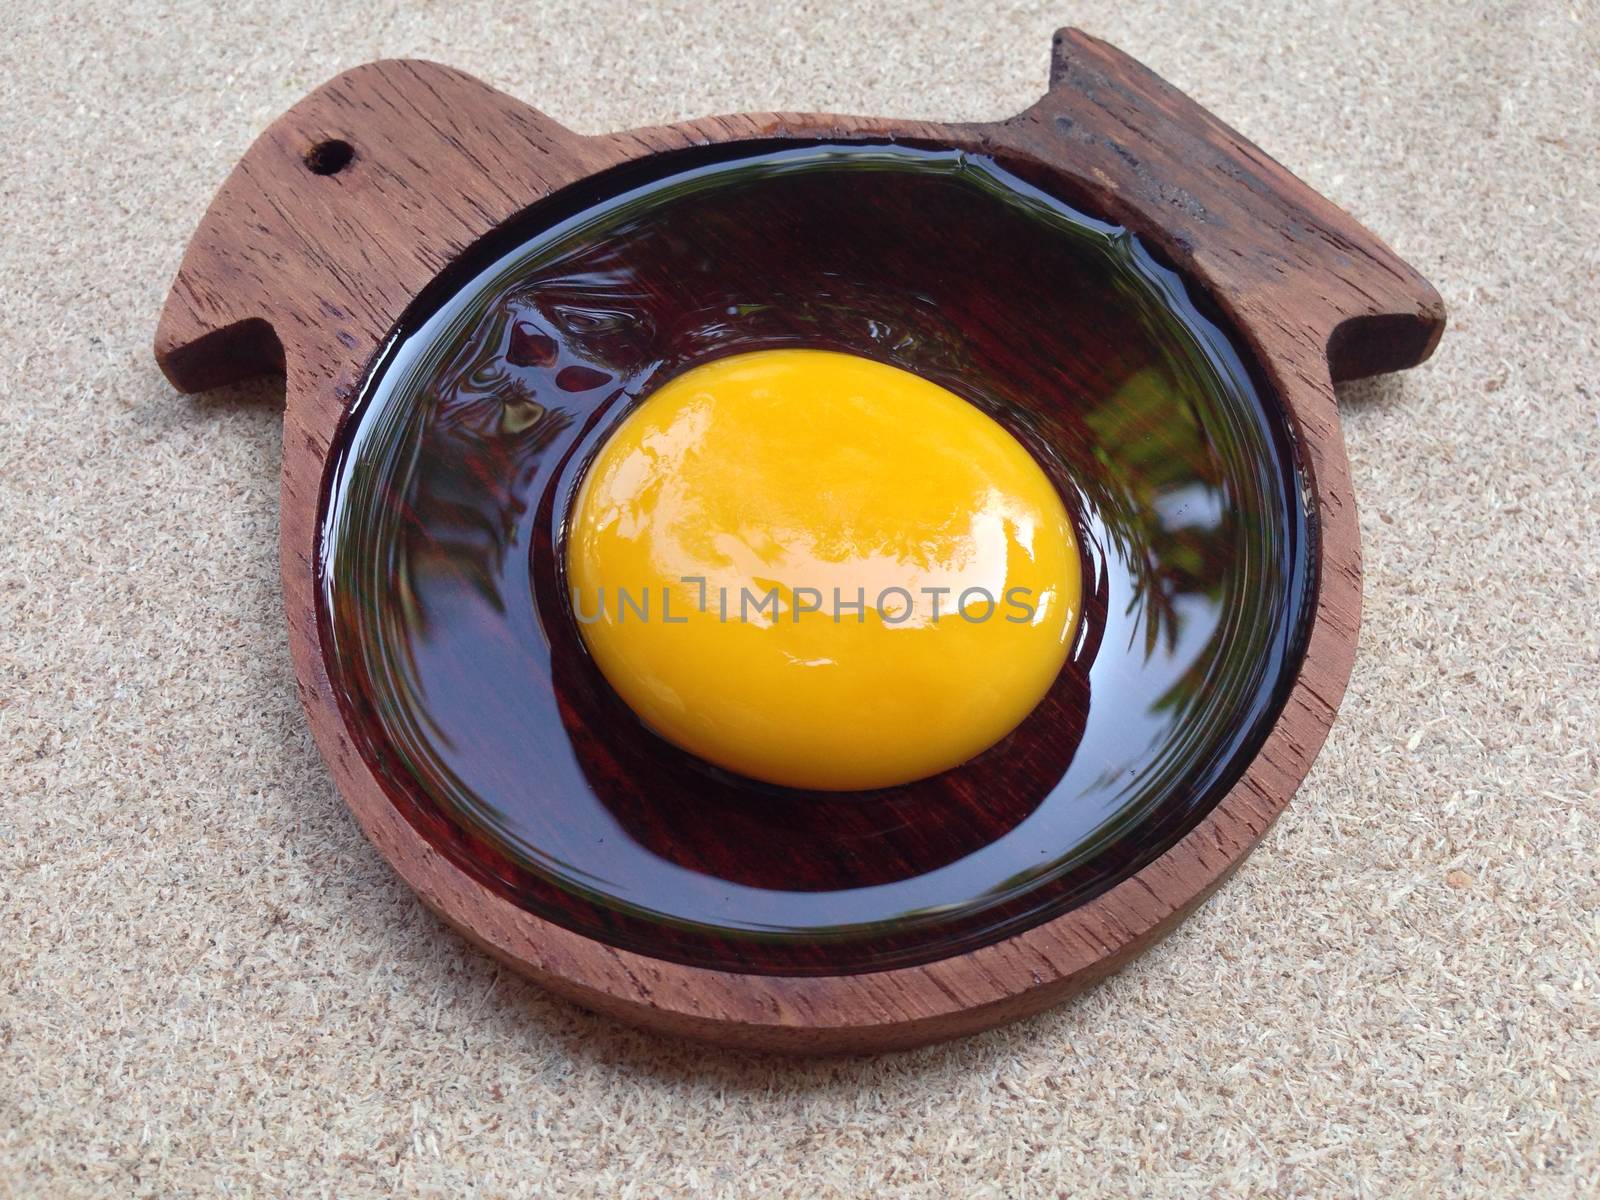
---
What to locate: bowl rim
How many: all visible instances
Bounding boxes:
[313,139,1320,978]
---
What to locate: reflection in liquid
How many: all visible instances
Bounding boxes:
[319,144,1313,974]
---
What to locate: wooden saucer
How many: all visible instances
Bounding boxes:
[155,29,1444,1052]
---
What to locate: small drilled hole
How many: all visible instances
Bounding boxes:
[305,139,354,176]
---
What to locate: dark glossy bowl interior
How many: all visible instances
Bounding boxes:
[319,142,1314,974]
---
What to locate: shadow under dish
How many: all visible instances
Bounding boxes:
[318,143,1314,975]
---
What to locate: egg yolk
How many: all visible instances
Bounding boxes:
[566,349,1081,791]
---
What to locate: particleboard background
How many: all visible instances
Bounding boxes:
[2,1,1597,1196]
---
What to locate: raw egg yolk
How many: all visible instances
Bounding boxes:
[566,349,1080,791]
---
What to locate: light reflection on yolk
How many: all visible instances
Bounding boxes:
[566,349,1081,791]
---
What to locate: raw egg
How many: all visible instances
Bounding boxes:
[566,349,1081,790]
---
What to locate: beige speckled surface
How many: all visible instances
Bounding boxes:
[3,1,1597,1196]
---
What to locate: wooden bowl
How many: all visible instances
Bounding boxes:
[155,29,1444,1053]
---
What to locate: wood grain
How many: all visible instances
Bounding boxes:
[154,29,1445,1052]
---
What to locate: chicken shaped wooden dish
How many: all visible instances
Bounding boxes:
[156,30,1444,1052]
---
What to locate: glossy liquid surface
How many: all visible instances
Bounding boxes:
[568,348,1082,791]
[320,144,1314,974]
